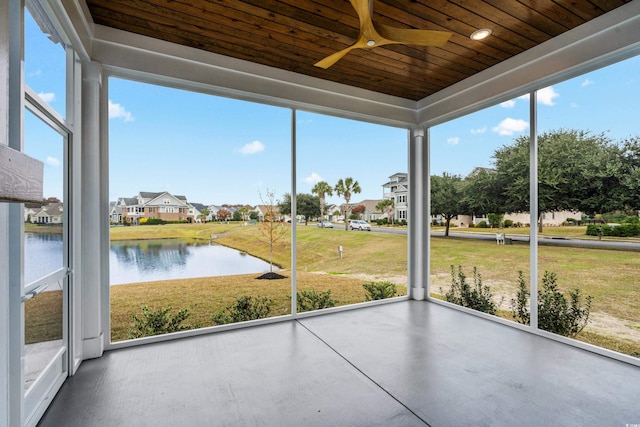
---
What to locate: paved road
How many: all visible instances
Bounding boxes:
[317,224,640,250]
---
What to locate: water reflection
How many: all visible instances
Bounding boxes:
[25,234,276,286]
[24,232,63,285]
[109,238,275,285]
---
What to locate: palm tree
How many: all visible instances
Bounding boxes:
[376,199,395,225]
[238,206,249,225]
[335,177,361,230]
[311,181,333,226]
[200,208,210,223]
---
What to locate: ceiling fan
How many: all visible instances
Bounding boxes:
[314,0,452,69]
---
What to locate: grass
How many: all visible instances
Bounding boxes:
[111,272,406,342]
[436,224,640,242]
[25,291,63,344]
[27,223,639,356]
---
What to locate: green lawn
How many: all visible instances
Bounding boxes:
[54,223,633,355]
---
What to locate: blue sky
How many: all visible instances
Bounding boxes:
[23,9,640,206]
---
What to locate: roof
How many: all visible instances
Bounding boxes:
[84,1,631,102]
[343,199,385,213]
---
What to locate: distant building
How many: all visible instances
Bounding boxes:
[111,191,196,224]
[341,199,385,222]
[30,203,64,224]
[382,173,408,221]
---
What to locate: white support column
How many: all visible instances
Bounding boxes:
[529,91,539,329]
[290,109,297,316]
[1,1,25,426]
[408,127,429,300]
[81,61,104,359]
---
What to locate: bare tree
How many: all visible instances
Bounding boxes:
[257,190,287,272]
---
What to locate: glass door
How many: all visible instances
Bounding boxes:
[22,106,69,426]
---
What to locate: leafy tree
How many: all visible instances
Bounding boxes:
[232,210,242,221]
[431,173,465,237]
[620,136,640,211]
[311,181,333,225]
[217,208,232,221]
[351,204,365,219]
[335,177,361,230]
[464,167,504,215]
[257,190,287,272]
[493,129,626,231]
[376,199,395,225]
[278,193,292,216]
[297,193,321,224]
[249,210,259,221]
[278,193,320,224]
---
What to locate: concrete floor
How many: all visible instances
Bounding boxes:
[38,301,640,427]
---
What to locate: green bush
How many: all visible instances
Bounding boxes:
[442,265,499,315]
[510,271,592,338]
[128,305,196,339]
[362,281,398,301]
[212,295,273,325]
[586,223,640,237]
[487,213,504,228]
[477,221,488,228]
[141,218,166,225]
[503,219,513,228]
[296,289,337,312]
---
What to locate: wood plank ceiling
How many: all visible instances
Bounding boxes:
[84,0,631,101]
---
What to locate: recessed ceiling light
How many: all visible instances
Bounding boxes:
[470,28,492,40]
[366,40,376,47]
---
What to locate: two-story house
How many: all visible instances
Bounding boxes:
[382,173,408,222]
[113,191,195,224]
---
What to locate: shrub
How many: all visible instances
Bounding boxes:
[510,271,592,338]
[503,219,513,228]
[477,221,488,228]
[296,289,337,312]
[362,281,398,301]
[128,305,196,339]
[442,265,499,315]
[212,295,273,325]
[586,223,640,237]
[142,218,166,225]
[487,213,504,228]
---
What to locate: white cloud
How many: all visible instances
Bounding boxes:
[471,126,486,135]
[38,92,55,103]
[537,86,559,106]
[582,78,594,87]
[29,69,42,78]
[500,100,516,108]
[304,172,323,184]
[108,100,134,122]
[46,156,60,167]
[447,137,460,145]
[239,140,265,155]
[492,118,529,136]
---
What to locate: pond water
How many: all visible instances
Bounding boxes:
[25,233,276,285]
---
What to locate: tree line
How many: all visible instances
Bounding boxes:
[432,129,640,236]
